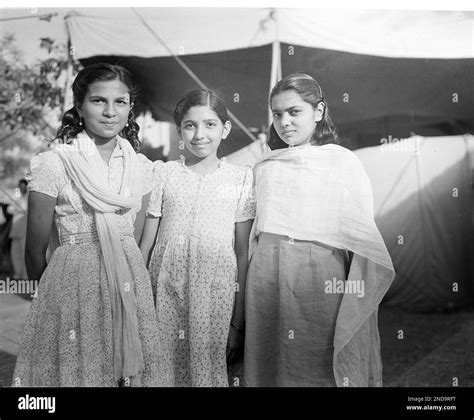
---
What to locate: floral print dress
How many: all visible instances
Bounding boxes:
[12,140,161,387]
[146,158,255,387]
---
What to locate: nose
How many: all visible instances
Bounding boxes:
[195,124,205,139]
[280,112,291,127]
[103,102,117,117]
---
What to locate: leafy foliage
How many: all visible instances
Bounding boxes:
[0,33,81,185]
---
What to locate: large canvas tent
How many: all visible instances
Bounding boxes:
[356,136,473,312]
[64,8,474,311]
[65,8,474,154]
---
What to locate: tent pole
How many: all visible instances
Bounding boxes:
[269,41,282,126]
[132,8,258,143]
[63,14,75,115]
[268,8,282,127]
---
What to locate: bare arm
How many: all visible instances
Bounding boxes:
[25,192,56,282]
[232,219,254,328]
[134,192,151,244]
[227,219,253,364]
[138,216,161,267]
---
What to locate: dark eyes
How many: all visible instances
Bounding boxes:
[272,109,301,118]
[183,122,217,129]
[91,99,128,105]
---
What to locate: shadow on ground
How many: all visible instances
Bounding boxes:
[1,293,473,387]
[380,303,474,386]
[0,351,16,387]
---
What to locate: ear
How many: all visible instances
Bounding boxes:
[222,120,232,140]
[315,102,325,122]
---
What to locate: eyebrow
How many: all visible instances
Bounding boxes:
[88,95,130,100]
[182,118,219,123]
[271,105,303,112]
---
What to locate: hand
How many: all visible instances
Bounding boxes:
[226,325,244,365]
[6,205,20,215]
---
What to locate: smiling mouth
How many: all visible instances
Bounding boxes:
[101,122,118,126]
[282,130,296,135]
[191,142,210,145]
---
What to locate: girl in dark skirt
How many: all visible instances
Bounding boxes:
[244,73,395,387]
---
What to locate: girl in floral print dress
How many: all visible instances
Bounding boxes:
[12,64,161,387]
[139,89,255,387]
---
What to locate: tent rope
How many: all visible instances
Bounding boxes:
[131,8,258,143]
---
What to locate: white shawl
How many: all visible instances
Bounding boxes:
[251,144,395,386]
[55,131,144,382]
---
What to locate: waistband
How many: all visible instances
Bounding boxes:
[259,231,345,251]
[60,231,134,246]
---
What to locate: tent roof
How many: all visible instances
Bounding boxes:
[66,8,474,59]
[70,8,474,152]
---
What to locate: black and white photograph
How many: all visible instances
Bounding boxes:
[0,0,473,417]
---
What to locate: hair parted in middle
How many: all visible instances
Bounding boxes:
[173,89,230,129]
[268,72,339,150]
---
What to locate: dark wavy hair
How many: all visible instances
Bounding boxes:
[54,63,141,151]
[267,73,338,150]
[173,89,230,128]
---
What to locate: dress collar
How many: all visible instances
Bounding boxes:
[178,154,226,175]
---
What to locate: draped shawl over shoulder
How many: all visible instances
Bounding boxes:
[250,144,395,386]
[54,131,145,381]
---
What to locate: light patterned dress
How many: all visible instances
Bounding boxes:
[12,140,161,387]
[146,159,255,387]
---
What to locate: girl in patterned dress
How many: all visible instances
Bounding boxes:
[139,89,255,387]
[12,64,160,387]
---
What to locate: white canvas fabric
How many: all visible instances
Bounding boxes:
[66,9,474,59]
[355,135,474,311]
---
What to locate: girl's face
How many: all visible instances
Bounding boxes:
[179,105,231,159]
[77,79,132,143]
[271,90,323,147]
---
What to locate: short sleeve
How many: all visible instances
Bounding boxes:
[235,166,256,223]
[26,152,64,198]
[137,153,156,196]
[145,160,167,218]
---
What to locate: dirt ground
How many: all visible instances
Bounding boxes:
[1,291,473,387]
[379,304,474,387]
